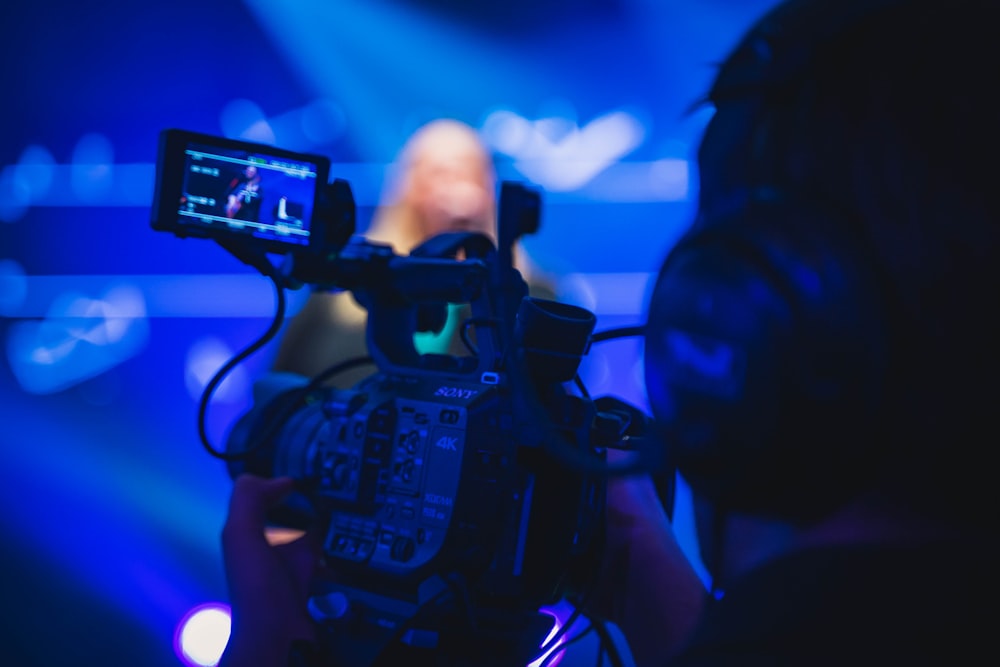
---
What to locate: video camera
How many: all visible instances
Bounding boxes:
[152,129,665,666]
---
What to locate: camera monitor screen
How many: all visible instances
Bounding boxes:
[153,129,331,252]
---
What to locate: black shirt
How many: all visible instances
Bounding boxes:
[670,539,997,666]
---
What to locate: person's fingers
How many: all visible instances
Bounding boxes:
[604,449,668,523]
[608,472,663,508]
[274,532,323,590]
[223,475,296,551]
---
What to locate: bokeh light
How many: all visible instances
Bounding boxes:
[174,603,232,667]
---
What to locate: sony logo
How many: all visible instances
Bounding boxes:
[434,386,479,399]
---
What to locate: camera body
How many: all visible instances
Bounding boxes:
[153,129,611,665]
[229,359,601,664]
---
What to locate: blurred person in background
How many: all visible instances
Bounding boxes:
[271,117,555,388]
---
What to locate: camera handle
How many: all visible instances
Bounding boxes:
[346,232,503,378]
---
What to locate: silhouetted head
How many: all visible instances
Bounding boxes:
[644,0,999,528]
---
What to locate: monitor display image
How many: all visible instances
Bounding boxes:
[177,142,320,247]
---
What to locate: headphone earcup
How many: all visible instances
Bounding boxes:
[644,199,889,520]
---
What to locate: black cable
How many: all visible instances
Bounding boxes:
[533,462,632,667]
[574,323,646,403]
[589,615,626,667]
[529,536,606,665]
[524,396,620,667]
[198,279,377,463]
[590,325,645,343]
[198,275,287,461]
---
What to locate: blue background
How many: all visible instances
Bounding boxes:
[0,1,779,665]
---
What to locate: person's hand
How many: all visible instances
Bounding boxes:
[591,461,674,614]
[219,474,322,667]
[591,453,708,665]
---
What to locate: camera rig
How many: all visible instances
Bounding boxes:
[151,130,667,666]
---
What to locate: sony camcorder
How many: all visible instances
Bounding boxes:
[152,129,662,666]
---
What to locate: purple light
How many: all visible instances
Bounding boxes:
[174,603,231,667]
[528,605,570,667]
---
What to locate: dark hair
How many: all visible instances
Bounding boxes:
[653,0,999,525]
[759,2,997,523]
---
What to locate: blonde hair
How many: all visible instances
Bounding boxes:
[331,119,501,325]
[365,118,498,253]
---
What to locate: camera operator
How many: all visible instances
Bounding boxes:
[219,0,999,665]
[592,0,1000,664]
